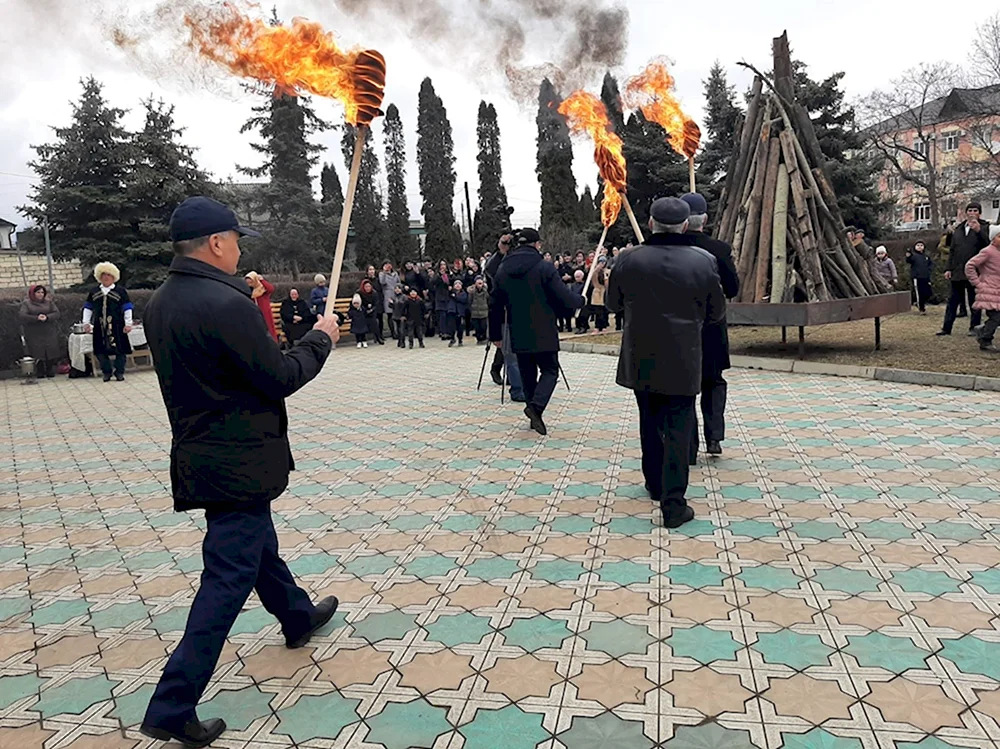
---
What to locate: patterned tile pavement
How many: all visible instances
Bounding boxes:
[3,341,1000,749]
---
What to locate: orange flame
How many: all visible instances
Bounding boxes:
[624,59,700,158]
[557,91,626,227]
[184,3,386,125]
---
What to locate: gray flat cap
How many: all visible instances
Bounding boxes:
[650,197,691,225]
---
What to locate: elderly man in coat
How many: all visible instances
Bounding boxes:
[681,193,740,460]
[141,196,341,748]
[607,197,725,529]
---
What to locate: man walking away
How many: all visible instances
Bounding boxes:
[608,198,725,529]
[141,197,341,747]
[905,241,933,313]
[489,228,585,436]
[681,193,739,460]
[939,202,991,336]
[966,226,1000,352]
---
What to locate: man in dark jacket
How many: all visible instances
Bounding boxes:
[140,197,341,748]
[939,202,991,335]
[681,193,740,459]
[607,198,725,529]
[905,241,934,313]
[489,228,585,435]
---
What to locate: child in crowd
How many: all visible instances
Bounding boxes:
[591,257,609,332]
[392,285,408,348]
[966,226,1000,352]
[468,276,490,343]
[348,294,370,348]
[310,274,329,315]
[905,241,933,313]
[446,280,469,347]
[403,289,426,348]
[570,269,588,334]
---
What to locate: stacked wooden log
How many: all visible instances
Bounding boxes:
[714,32,889,303]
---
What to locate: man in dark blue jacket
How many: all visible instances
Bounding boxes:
[489,228,585,435]
[140,197,341,748]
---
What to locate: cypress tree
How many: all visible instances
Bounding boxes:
[127,98,212,286]
[600,73,627,135]
[417,78,462,260]
[699,62,743,192]
[578,186,599,228]
[320,163,344,214]
[474,101,510,254]
[239,89,328,278]
[536,78,579,233]
[342,125,388,271]
[383,103,419,263]
[22,77,135,279]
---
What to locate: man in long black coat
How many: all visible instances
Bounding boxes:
[608,198,725,529]
[681,193,740,459]
[939,202,991,336]
[489,228,584,435]
[140,197,341,748]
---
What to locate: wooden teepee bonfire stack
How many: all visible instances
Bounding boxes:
[715,32,890,304]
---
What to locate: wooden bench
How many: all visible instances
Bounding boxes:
[86,350,154,373]
[270,298,353,347]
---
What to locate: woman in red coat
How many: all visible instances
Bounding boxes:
[245,271,278,341]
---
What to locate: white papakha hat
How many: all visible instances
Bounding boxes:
[93,262,120,283]
[314,273,327,284]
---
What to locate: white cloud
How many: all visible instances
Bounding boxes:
[0,0,971,238]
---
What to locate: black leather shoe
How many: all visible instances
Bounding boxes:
[103,374,112,382]
[115,374,125,381]
[140,718,226,748]
[663,506,695,530]
[286,596,339,649]
[524,405,547,436]
[490,370,503,387]
[936,330,950,336]
[707,440,723,456]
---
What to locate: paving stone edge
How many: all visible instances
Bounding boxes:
[561,340,1000,392]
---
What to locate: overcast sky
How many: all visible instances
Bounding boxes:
[0,0,976,239]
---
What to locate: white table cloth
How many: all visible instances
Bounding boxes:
[68,326,148,372]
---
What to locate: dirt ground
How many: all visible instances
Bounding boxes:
[582,306,1000,378]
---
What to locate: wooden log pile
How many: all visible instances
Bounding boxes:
[715,32,890,303]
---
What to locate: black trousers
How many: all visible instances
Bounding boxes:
[97,353,126,378]
[386,314,398,339]
[691,373,727,458]
[593,307,609,331]
[491,346,504,376]
[144,505,315,730]
[635,392,696,511]
[980,309,1000,344]
[472,318,488,342]
[404,320,424,345]
[943,280,982,333]
[516,351,560,415]
[914,278,932,312]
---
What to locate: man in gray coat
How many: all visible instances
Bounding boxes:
[607,198,725,529]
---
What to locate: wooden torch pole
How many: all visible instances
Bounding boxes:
[324,126,367,318]
[688,156,696,194]
[621,194,645,245]
[582,225,610,297]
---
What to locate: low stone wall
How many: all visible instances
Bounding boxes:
[0,253,84,290]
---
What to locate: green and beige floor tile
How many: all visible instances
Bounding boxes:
[3,344,1000,748]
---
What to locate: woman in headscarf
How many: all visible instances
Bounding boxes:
[279,288,316,346]
[19,284,62,378]
[378,261,401,339]
[82,262,134,382]
[244,271,278,341]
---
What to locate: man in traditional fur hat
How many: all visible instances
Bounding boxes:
[82,261,134,381]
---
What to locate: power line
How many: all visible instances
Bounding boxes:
[0,170,37,180]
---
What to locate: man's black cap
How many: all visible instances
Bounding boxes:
[517,228,541,244]
[650,197,691,225]
[680,193,708,215]
[169,196,262,242]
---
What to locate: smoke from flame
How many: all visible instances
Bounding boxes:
[558,91,626,227]
[110,2,385,126]
[624,59,700,158]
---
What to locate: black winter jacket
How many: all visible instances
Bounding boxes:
[946,221,991,281]
[686,231,739,374]
[906,251,934,280]
[607,233,726,396]
[488,245,585,353]
[144,256,332,512]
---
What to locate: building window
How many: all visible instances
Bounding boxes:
[942,131,960,152]
[993,199,1000,210]
[887,174,903,191]
[914,138,927,156]
[915,204,932,221]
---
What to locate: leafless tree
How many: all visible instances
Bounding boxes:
[860,62,963,228]
[963,12,1000,194]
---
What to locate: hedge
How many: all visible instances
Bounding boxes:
[0,271,370,370]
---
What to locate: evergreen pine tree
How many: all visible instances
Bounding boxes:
[536,78,580,234]
[342,124,388,271]
[578,185,599,227]
[22,77,136,280]
[383,103,418,263]
[417,78,462,260]
[320,163,344,214]
[794,62,888,234]
[126,98,212,286]
[239,88,328,278]
[698,62,743,191]
[474,101,510,254]
[600,73,626,135]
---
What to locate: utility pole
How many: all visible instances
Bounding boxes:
[43,215,54,290]
[464,181,475,248]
